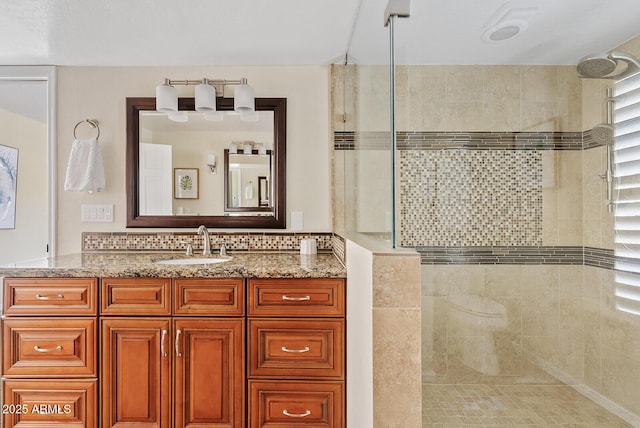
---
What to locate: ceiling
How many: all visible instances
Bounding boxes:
[0,0,639,66]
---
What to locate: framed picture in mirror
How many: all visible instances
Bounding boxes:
[174,168,199,199]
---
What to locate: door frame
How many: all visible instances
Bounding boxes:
[0,66,57,257]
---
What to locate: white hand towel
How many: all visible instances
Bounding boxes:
[64,138,105,192]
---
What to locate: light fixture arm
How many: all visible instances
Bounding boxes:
[164,77,249,96]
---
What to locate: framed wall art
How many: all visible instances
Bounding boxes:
[0,144,18,229]
[174,168,199,199]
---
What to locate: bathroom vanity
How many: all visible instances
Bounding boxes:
[0,252,346,428]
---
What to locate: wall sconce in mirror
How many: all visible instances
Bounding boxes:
[155,77,255,122]
[207,154,217,174]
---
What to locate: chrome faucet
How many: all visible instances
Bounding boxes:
[197,225,212,256]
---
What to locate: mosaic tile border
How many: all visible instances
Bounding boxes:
[82,232,335,253]
[416,246,640,272]
[335,130,603,151]
[416,246,584,265]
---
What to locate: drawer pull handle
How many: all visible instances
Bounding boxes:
[161,330,168,357]
[282,295,311,301]
[283,410,311,418]
[281,346,310,353]
[34,345,63,353]
[35,294,64,300]
[175,330,183,357]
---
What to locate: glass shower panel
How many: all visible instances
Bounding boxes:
[335,2,392,245]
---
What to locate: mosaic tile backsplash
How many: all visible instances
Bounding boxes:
[399,149,543,247]
[83,232,335,253]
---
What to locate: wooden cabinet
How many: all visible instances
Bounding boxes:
[100,277,245,428]
[247,278,346,428]
[1,278,99,428]
[2,275,345,428]
[173,319,244,428]
[101,318,171,428]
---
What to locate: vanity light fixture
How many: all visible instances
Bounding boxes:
[156,79,178,112]
[155,77,255,122]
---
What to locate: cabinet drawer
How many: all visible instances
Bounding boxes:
[248,380,343,428]
[2,318,97,377]
[249,319,344,379]
[2,379,97,428]
[101,277,171,315]
[174,278,244,315]
[3,278,97,316]
[248,278,345,317]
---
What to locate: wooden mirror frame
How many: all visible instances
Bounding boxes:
[126,97,286,228]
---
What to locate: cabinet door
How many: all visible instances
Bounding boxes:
[101,318,171,428]
[174,319,245,428]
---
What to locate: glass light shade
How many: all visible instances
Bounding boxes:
[167,111,188,122]
[204,111,224,122]
[195,84,217,111]
[234,83,255,112]
[156,84,178,112]
[240,110,259,122]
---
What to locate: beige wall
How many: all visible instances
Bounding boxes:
[56,66,332,255]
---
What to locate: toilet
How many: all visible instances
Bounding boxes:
[447,293,508,376]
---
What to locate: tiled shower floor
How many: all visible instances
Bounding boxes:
[423,384,634,427]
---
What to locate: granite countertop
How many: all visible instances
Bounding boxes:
[0,251,346,279]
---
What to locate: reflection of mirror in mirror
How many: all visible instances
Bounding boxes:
[226,151,272,211]
[138,110,274,216]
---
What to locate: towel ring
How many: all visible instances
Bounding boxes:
[73,119,100,140]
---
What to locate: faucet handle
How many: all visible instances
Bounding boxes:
[179,240,193,256]
[219,243,228,257]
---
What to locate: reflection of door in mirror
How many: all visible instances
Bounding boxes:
[139,143,172,214]
[258,176,269,207]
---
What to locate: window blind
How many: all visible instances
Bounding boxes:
[614,71,640,316]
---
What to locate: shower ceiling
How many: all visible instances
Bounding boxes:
[0,0,638,66]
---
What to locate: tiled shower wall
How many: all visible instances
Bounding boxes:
[332,57,640,419]
[399,148,542,247]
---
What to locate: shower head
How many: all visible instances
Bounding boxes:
[591,123,615,145]
[577,51,640,80]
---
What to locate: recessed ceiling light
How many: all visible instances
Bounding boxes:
[481,4,538,43]
[481,20,528,43]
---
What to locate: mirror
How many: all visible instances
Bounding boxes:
[126,97,286,228]
[224,149,272,212]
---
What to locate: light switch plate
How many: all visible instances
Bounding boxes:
[81,204,114,222]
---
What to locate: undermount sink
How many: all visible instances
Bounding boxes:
[155,257,232,265]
